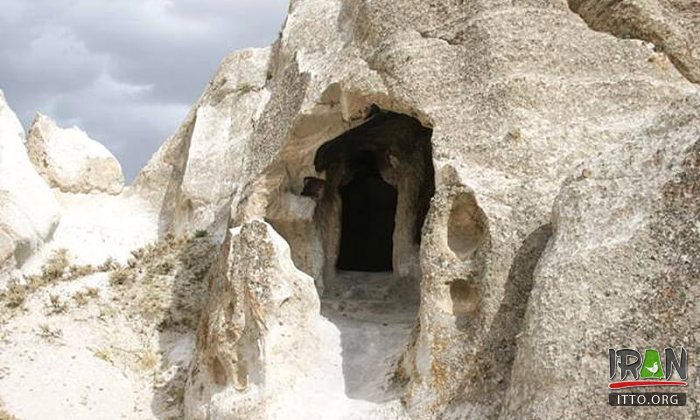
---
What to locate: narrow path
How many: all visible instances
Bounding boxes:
[322,299,416,403]
[285,271,418,420]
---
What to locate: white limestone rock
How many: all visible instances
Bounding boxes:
[0,91,61,282]
[181,0,700,417]
[185,220,323,420]
[26,113,124,195]
[571,0,700,84]
[503,95,700,419]
[134,47,272,238]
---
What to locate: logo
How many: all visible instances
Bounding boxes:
[608,347,688,407]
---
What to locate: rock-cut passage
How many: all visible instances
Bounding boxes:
[302,108,434,418]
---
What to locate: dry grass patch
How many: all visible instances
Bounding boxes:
[66,263,97,280]
[46,294,68,314]
[3,283,28,309]
[40,248,70,281]
[109,267,132,285]
[98,257,120,272]
[37,324,62,342]
[1,248,105,310]
[0,399,17,420]
[138,348,160,371]
[73,287,100,307]
[108,233,217,330]
[1,249,71,309]
[91,346,114,364]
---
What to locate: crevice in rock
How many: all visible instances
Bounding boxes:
[418,30,462,46]
[448,279,479,332]
[447,223,552,416]
[491,223,552,390]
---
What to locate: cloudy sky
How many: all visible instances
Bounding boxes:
[0,0,287,180]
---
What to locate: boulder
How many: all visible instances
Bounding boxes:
[26,113,125,195]
[0,91,61,282]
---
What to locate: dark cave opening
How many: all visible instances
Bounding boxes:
[307,107,434,402]
[336,151,398,272]
[310,107,435,292]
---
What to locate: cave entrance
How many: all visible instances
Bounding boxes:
[336,151,397,272]
[305,107,434,402]
[263,106,434,401]
[311,107,435,302]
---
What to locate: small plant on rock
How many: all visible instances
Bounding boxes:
[72,287,99,307]
[37,324,62,342]
[41,249,70,281]
[138,348,160,371]
[47,294,68,314]
[2,283,28,309]
[237,83,255,94]
[65,263,97,280]
[109,267,132,285]
[152,259,174,275]
[91,347,114,364]
[98,257,120,272]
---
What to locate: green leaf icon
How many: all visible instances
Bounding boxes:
[640,349,665,379]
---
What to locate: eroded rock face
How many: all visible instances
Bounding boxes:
[25,113,124,195]
[164,0,700,418]
[134,48,272,238]
[0,92,60,282]
[570,0,700,84]
[503,96,700,419]
[185,220,322,419]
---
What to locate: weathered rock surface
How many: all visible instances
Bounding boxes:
[0,92,60,282]
[570,0,700,84]
[134,48,272,238]
[131,0,700,418]
[503,95,700,419]
[0,0,668,419]
[25,113,124,195]
[0,0,697,418]
[185,220,322,419]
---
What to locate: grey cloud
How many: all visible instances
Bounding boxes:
[0,0,287,180]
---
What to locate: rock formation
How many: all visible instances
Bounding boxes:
[570,0,700,84]
[25,113,125,195]
[185,220,323,419]
[0,92,60,284]
[0,0,698,419]
[143,0,698,418]
[134,48,272,238]
[503,94,700,419]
